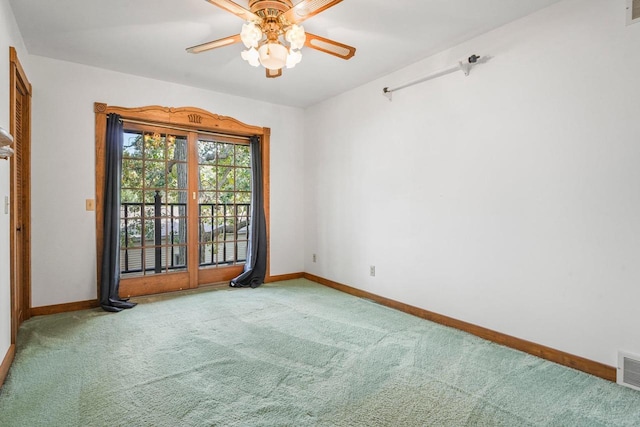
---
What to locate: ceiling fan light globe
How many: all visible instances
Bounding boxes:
[286,49,302,69]
[241,47,260,67]
[240,22,262,48]
[258,42,288,70]
[285,25,306,50]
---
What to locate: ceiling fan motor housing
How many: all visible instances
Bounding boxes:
[250,0,293,18]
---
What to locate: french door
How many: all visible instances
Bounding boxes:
[117,126,252,296]
[95,104,270,299]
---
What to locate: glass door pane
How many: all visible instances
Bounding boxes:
[197,138,251,269]
[120,129,188,277]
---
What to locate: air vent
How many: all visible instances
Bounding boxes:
[618,351,640,391]
[628,0,640,25]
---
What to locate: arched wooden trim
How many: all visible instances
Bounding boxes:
[94,104,265,136]
[94,103,271,297]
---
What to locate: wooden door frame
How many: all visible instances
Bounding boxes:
[9,47,32,342]
[94,103,271,298]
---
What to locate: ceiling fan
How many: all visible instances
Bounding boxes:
[187,0,356,78]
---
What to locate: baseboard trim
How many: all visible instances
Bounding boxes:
[0,344,16,388]
[266,272,304,283]
[303,273,616,382]
[29,274,305,316]
[30,299,100,317]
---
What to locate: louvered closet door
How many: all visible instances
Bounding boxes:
[13,83,27,325]
[9,47,32,343]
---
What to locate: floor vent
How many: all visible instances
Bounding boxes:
[628,0,640,25]
[618,351,640,391]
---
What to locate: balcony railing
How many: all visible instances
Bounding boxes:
[120,200,249,275]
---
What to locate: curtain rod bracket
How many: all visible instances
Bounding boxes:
[461,54,481,76]
[459,61,471,76]
[382,87,393,101]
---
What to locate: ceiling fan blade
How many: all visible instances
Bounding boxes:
[304,32,355,60]
[281,0,343,25]
[186,34,242,54]
[205,0,261,22]
[266,68,282,78]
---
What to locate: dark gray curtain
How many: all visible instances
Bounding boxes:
[101,114,136,312]
[230,136,267,288]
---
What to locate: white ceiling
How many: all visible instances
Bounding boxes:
[8,0,562,108]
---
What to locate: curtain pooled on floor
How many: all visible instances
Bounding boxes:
[100,113,136,312]
[230,136,267,288]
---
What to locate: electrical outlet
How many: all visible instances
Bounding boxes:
[312,253,317,263]
[370,265,376,277]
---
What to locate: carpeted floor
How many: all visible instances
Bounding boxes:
[1,279,639,426]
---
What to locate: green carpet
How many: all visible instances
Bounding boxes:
[1,279,639,426]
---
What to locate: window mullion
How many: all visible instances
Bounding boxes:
[186,131,200,288]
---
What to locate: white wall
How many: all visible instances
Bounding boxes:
[304,0,640,367]
[28,56,305,307]
[0,0,29,362]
